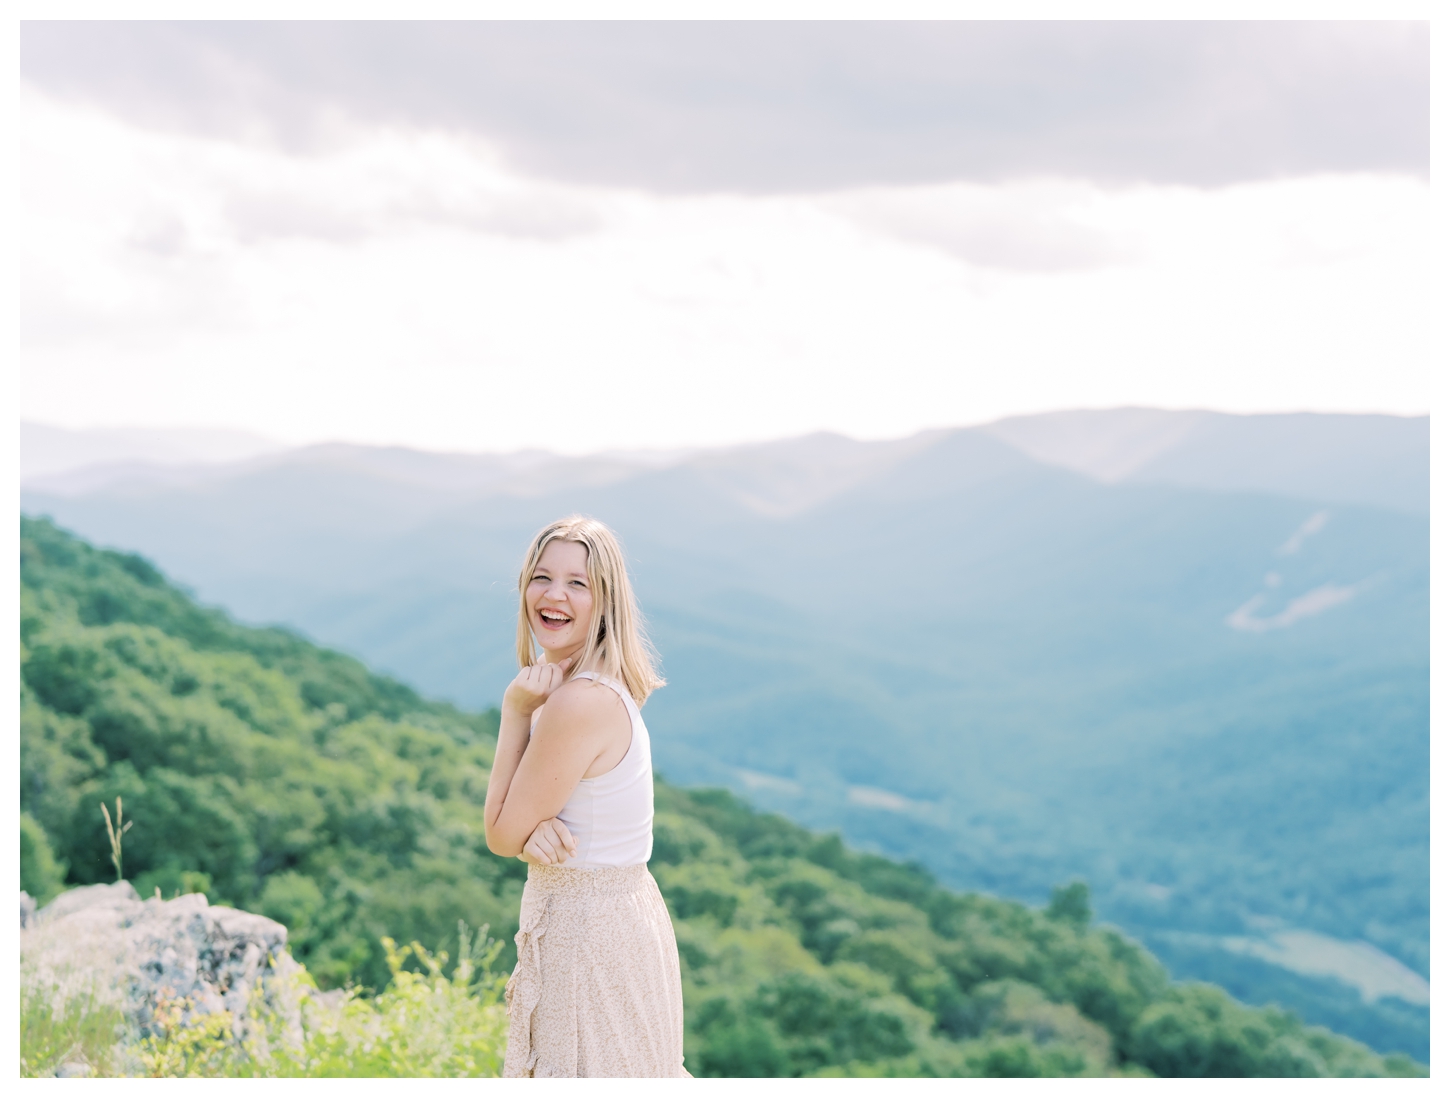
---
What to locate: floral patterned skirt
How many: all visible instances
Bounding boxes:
[503,863,687,1078]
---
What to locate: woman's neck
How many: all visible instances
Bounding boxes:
[542,643,589,668]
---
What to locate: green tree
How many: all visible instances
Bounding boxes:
[20,813,67,904]
[1046,880,1093,928]
[18,516,1426,1078]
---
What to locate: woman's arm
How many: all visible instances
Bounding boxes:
[518,817,577,865]
[485,671,619,858]
[484,660,568,842]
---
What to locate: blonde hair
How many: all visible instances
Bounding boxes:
[515,515,665,705]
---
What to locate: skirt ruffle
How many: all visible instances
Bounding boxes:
[502,863,687,1078]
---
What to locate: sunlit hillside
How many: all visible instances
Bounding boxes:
[21,410,1430,1060]
[18,516,1426,1077]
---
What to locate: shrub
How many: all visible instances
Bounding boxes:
[21,925,508,1078]
[21,813,67,904]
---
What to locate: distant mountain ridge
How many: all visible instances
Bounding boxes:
[981,410,1428,513]
[20,421,286,483]
[22,408,1428,514]
[19,408,1429,1060]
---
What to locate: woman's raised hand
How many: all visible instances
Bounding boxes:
[503,656,574,717]
[518,817,578,865]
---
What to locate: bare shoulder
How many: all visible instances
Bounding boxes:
[535,677,628,735]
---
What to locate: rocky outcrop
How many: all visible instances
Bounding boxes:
[21,882,304,1046]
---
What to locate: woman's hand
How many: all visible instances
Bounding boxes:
[502,656,574,718]
[517,817,578,865]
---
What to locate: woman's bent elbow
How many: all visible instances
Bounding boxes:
[485,830,523,859]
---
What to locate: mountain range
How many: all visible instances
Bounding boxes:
[19,408,1430,1059]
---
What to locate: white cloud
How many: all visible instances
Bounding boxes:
[17,86,1434,455]
[828,181,1130,272]
[21,22,1428,191]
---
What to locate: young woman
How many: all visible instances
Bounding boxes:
[484,515,688,1078]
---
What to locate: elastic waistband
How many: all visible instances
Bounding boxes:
[525,862,652,896]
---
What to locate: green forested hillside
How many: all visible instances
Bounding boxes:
[25,424,1430,1063]
[18,517,1423,1077]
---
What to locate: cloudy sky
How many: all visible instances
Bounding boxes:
[18,21,1431,454]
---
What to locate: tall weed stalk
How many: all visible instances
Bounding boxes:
[99,797,132,883]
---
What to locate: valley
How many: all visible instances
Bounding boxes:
[21,409,1429,1059]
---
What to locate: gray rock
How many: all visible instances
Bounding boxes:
[55,1061,92,1078]
[23,882,304,1048]
[34,880,140,924]
[21,890,36,928]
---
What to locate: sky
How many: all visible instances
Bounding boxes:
[17,21,1433,455]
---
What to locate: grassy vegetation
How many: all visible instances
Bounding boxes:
[21,927,508,1078]
[20,984,131,1078]
[18,515,1426,1077]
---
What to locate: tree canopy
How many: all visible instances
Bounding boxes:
[18,516,1423,1077]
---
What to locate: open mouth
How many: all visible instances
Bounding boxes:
[538,608,572,630]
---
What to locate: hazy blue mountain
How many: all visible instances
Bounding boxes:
[20,410,1429,1059]
[982,409,1428,513]
[19,420,285,482]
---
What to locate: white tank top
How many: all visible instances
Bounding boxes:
[529,671,654,869]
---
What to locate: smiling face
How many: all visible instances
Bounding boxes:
[525,539,595,663]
